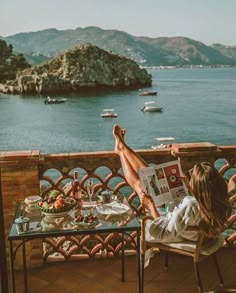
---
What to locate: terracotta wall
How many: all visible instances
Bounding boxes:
[0,151,42,269]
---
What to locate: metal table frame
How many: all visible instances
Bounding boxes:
[8,202,142,293]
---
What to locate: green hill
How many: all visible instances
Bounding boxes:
[1,27,236,66]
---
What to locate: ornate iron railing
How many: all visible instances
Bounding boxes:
[37,145,236,262]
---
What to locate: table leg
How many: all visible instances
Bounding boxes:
[121,232,125,282]
[136,230,142,293]
[9,240,15,293]
[22,240,28,293]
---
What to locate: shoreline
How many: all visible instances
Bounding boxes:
[141,64,236,70]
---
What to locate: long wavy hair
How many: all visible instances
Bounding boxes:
[189,162,231,237]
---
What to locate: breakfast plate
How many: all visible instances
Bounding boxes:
[96,202,130,215]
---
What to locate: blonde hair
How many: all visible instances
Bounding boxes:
[189,162,231,237]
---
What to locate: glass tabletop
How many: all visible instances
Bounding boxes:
[8,198,140,240]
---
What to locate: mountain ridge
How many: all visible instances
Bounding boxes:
[1,26,236,66]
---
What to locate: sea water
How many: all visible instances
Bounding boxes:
[0,67,235,154]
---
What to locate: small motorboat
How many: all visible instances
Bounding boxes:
[141,101,163,112]
[151,137,176,149]
[101,109,118,118]
[44,97,67,104]
[138,90,157,96]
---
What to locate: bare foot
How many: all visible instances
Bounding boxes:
[113,124,125,153]
[121,128,126,139]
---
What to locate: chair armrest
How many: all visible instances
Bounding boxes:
[140,215,154,252]
[141,216,154,235]
[225,213,236,229]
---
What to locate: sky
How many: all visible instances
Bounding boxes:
[1,0,235,46]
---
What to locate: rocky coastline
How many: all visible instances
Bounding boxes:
[0,43,152,95]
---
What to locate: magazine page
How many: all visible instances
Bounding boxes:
[138,160,187,206]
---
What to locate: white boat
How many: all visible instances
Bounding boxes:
[44,97,67,104]
[101,109,118,118]
[138,90,157,96]
[141,101,163,112]
[151,137,176,149]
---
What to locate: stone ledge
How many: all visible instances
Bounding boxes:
[0,151,41,166]
[0,150,40,159]
[171,142,217,152]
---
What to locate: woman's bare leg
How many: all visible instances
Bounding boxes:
[113,125,148,170]
[113,125,147,197]
[113,125,159,217]
[118,151,145,198]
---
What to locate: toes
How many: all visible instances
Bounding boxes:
[113,124,120,134]
[113,125,124,139]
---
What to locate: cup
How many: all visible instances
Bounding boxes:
[15,216,30,233]
[115,193,124,203]
[101,190,113,203]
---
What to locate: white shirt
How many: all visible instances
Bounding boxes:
[145,196,201,243]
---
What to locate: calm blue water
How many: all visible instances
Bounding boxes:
[0,67,235,154]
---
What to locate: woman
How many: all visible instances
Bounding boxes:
[112,124,231,243]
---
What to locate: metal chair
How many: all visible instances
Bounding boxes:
[141,216,225,293]
[140,191,236,293]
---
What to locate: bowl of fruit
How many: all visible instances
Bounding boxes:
[37,191,77,216]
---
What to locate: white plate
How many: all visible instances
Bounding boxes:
[82,200,97,209]
[24,195,42,206]
[96,202,130,215]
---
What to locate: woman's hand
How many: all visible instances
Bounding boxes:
[180,174,192,194]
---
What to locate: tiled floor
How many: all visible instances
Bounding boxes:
[12,247,236,293]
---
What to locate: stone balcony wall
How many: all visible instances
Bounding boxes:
[0,142,235,270]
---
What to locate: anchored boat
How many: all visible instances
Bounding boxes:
[44,97,67,104]
[101,109,118,118]
[138,90,157,96]
[141,101,163,112]
[151,137,176,149]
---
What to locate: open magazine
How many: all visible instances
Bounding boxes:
[138,160,187,206]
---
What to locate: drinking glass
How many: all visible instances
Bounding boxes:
[86,180,95,213]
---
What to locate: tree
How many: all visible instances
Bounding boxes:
[11,53,30,70]
[0,40,30,82]
[0,40,12,64]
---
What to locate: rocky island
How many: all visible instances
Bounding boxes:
[0,43,152,95]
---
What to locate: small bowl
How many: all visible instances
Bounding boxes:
[24,195,42,206]
[101,190,114,203]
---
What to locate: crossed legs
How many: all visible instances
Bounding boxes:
[113,124,159,218]
[113,124,147,197]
